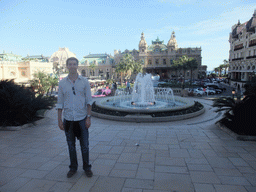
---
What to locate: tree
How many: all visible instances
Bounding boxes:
[173,55,189,89]
[89,63,96,77]
[214,67,219,76]
[219,64,225,77]
[223,59,229,76]
[187,58,198,85]
[30,71,58,96]
[115,53,140,85]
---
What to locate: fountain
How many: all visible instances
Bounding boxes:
[91,73,205,122]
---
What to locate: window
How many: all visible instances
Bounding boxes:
[148,59,152,65]
[170,59,173,65]
[248,66,251,70]
[163,59,166,65]
[155,59,159,65]
[82,70,86,76]
[249,50,251,56]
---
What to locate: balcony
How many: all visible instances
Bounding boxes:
[246,55,256,59]
[234,46,244,51]
[232,57,244,61]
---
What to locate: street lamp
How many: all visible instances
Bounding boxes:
[232,89,236,99]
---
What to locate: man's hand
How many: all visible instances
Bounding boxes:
[58,120,64,131]
[85,117,91,129]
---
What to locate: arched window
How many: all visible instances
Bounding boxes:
[248,66,251,70]
[82,70,86,76]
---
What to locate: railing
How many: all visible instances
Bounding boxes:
[232,58,244,61]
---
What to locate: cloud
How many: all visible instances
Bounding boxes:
[188,4,256,35]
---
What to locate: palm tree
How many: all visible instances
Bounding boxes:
[187,58,198,85]
[223,59,229,76]
[219,64,225,77]
[214,67,219,76]
[115,53,138,85]
[89,63,96,77]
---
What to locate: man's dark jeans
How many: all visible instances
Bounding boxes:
[64,118,91,171]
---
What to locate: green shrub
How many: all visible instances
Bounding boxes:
[213,82,256,135]
[0,80,55,127]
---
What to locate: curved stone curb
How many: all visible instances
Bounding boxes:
[92,107,205,123]
[216,122,256,141]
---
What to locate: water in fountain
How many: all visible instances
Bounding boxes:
[112,73,176,109]
[131,73,155,106]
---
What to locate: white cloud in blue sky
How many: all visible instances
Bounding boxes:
[0,0,255,70]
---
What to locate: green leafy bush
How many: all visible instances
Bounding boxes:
[0,80,55,127]
[213,82,256,135]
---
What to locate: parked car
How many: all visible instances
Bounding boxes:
[92,88,111,98]
[189,88,206,97]
[207,87,222,94]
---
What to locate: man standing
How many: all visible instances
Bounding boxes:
[56,57,93,178]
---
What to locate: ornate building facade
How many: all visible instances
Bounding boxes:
[50,47,77,73]
[229,10,256,88]
[114,32,204,80]
[0,51,53,84]
[78,53,114,79]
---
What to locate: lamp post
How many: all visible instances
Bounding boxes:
[232,89,236,99]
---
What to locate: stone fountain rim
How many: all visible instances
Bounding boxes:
[94,95,195,113]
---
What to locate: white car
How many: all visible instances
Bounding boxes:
[189,88,206,96]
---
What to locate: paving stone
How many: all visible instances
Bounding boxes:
[141,153,155,162]
[155,156,186,166]
[228,157,250,166]
[154,172,194,191]
[206,157,236,168]
[38,161,61,171]
[108,146,124,154]
[150,144,168,150]
[243,173,256,185]
[214,184,247,192]
[122,188,142,192]
[194,183,215,192]
[155,165,188,174]
[218,175,251,185]
[117,153,141,164]
[91,164,114,176]
[69,175,99,192]
[124,179,154,189]
[0,167,27,186]
[187,164,213,171]
[114,163,138,171]
[236,166,256,174]
[190,171,221,184]
[89,176,125,192]
[90,145,112,153]
[20,169,49,179]
[169,148,190,158]
[0,177,31,192]
[136,167,154,179]
[92,158,116,166]
[110,169,136,178]
[139,162,154,169]
[48,181,74,192]
[213,168,243,176]
[16,178,56,192]
[245,186,256,192]
[44,165,83,182]
[185,158,209,165]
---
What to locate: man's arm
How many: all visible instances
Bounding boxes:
[56,82,64,130]
[58,109,64,130]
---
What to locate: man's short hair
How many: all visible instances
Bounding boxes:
[66,57,79,66]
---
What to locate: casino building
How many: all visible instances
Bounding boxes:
[114,32,205,80]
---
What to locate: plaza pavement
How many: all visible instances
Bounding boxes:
[1,97,256,192]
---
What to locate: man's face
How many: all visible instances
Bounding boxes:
[67,60,78,73]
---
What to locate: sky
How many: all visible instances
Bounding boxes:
[0,0,256,71]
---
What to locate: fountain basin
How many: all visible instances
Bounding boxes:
[91,96,205,122]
